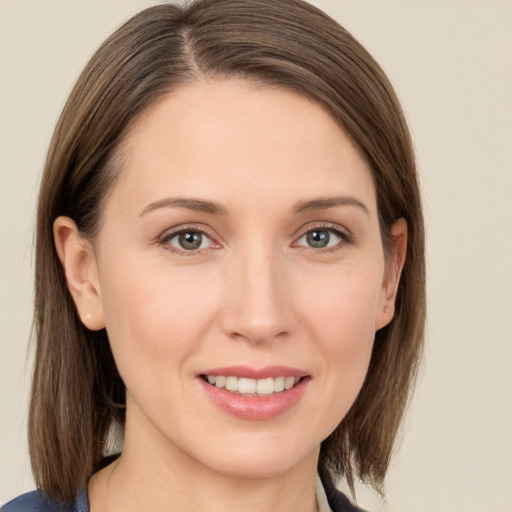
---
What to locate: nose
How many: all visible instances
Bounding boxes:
[219,243,295,345]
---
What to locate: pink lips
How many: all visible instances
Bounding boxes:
[198,366,310,420]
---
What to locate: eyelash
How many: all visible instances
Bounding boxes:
[158,224,219,256]
[157,222,353,256]
[292,222,354,254]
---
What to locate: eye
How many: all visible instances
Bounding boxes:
[162,229,213,252]
[295,226,348,250]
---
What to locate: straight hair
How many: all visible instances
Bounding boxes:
[30,0,425,503]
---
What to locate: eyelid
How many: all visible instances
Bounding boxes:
[292,222,354,250]
[156,221,353,255]
[157,224,221,253]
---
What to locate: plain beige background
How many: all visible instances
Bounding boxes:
[1,1,511,510]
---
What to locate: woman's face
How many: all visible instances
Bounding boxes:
[78,79,402,479]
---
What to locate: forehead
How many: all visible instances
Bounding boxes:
[108,78,377,216]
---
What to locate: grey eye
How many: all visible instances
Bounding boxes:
[297,229,342,249]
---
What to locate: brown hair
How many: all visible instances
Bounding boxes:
[30,0,425,503]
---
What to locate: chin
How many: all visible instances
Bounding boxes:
[184,430,321,481]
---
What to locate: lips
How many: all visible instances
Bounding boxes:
[198,366,310,420]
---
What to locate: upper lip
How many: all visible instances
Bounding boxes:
[199,365,309,380]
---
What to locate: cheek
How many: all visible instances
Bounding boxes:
[98,259,220,386]
[297,266,383,428]
[302,263,384,345]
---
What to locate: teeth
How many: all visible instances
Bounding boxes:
[215,375,226,388]
[274,376,285,392]
[256,378,274,395]
[208,375,302,395]
[238,378,256,394]
[225,376,238,392]
[285,376,296,390]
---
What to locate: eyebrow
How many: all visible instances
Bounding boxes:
[139,197,228,216]
[139,195,369,217]
[292,196,369,215]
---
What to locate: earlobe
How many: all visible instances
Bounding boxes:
[375,218,408,330]
[53,216,106,331]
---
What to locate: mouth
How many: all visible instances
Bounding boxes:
[200,374,304,396]
[198,366,311,419]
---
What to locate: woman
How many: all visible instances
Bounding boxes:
[2,0,425,511]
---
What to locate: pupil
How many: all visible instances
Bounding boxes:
[307,230,329,248]
[179,231,202,250]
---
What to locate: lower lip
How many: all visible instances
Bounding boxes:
[199,377,310,420]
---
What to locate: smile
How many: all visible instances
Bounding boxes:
[202,375,301,396]
[198,366,310,419]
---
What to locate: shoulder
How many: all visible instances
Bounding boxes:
[2,490,88,512]
[319,468,367,512]
[324,486,367,512]
[2,491,71,512]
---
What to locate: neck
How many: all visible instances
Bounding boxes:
[90,452,319,512]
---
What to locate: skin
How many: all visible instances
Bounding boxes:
[54,79,406,512]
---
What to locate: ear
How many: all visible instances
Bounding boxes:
[375,218,407,330]
[53,216,106,330]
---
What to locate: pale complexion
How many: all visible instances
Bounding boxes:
[55,79,406,512]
